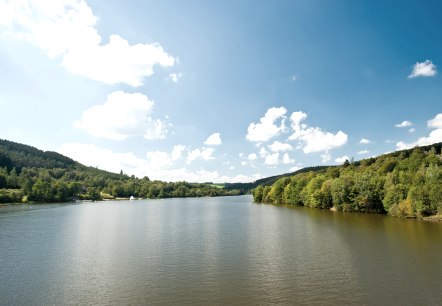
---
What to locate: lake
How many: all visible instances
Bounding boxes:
[1,195,441,305]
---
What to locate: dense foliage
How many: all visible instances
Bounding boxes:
[0,139,243,203]
[253,143,442,219]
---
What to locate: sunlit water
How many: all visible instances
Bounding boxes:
[1,195,441,305]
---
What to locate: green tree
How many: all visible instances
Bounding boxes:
[6,167,19,188]
[252,185,263,202]
[31,179,52,202]
[87,187,101,201]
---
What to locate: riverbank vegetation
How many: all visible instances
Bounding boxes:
[0,139,243,203]
[253,143,442,219]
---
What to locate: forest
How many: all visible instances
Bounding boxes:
[0,139,243,203]
[253,143,442,219]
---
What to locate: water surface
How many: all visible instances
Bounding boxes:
[1,196,441,305]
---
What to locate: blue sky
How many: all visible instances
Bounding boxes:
[1,0,441,182]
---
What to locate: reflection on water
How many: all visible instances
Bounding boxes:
[1,196,441,305]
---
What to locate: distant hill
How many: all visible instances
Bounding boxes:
[0,139,77,170]
[224,166,330,192]
[0,138,243,203]
[252,142,442,220]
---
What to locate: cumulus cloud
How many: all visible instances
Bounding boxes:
[408,60,437,78]
[395,120,413,128]
[288,111,348,153]
[427,113,442,129]
[187,147,214,163]
[359,138,372,145]
[168,72,183,83]
[264,153,279,166]
[320,152,331,164]
[58,143,149,177]
[171,145,185,161]
[149,168,261,183]
[241,161,247,166]
[357,150,370,155]
[396,129,442,150]
[248,153,257,161]
[145,146,185,170]
[246,106,287,142]
[396,113,442,150]
[58,142,260,183]
[0,0,175,86]
[259,147,268,158]
[335,155,349,163]
[146,151,172,169]
[289,166,300,172]
[204,132,222,146]
[268,141,293,152]
[74,91,169,140]
[282,153,295,164]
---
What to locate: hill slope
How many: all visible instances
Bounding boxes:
[0,139,243,203]
[253,143,442,219]
[0,139,77,170]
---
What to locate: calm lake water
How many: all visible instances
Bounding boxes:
[1,195,441,305]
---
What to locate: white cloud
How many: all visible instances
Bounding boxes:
[396,129,442,150]
[288,111,348,153]
[241,161,247,166]
[282,153,295,164]
[395,120,413,128]
[0,0,175,86]
[143,119,170,140]
[289,166,300,172]
[146,151,172,169]
[58,142,260,183]
[238,153,244,158]
[335,155,349,163]
[357,150,370,155]
[264,152,279,166]
[359,138,372,145]
[204,132,222,146]
[58,143,150,177]
[321,152,331,164]
[396,114,442,150]
[228,174,263,183]
[289,74,297,81]
[168,72,183,83]
[428,113,442,129]
[248,153,257,161]
[246,106,287,142]
[171,145,185,161]
[259,147,268,158]
[268,141,293,152]
[408,60,437,78]
[409,128,416,133]
[187,147,214,163]
[229,166,235,170]
[148,168,260,183]
[74,91,169,140]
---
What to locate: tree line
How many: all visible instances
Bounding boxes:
[253,145,442,219]
[0,166,243,203]
[0,139,243,203]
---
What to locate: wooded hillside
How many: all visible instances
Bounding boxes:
[253,143,442,219]
[0,139,243,203]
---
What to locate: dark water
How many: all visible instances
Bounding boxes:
[1,196,441,305]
